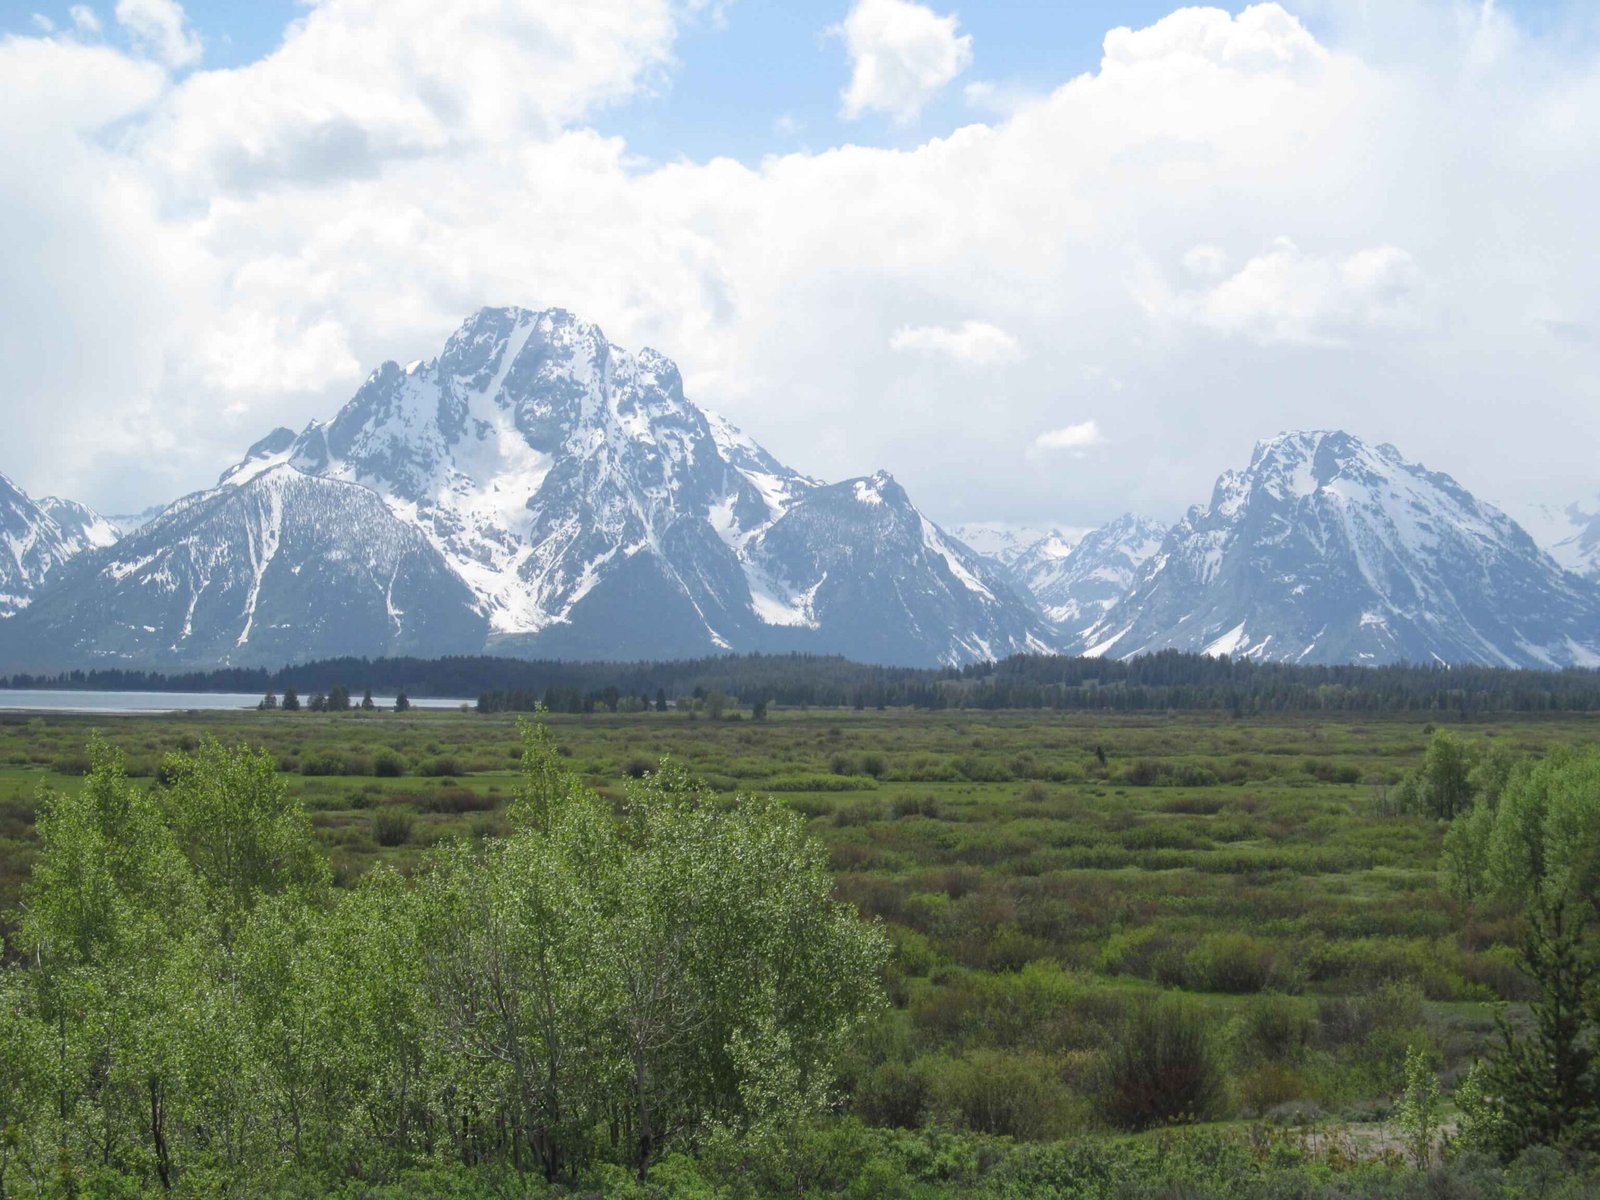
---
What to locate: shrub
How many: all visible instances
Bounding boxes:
[1186,932,1280,994]
[889,794,941,820]
[373,750,406,778]
[372,810,414,847]
[855,1061,931,1129]
[765,774,878,792]
[1098,997,1225,1131]
[930,1050,1075,1140]
[418,788,496,815]
[51,752,92,776]
[1238,1063,1311,1116]
[300,752,348,776]
[1238,994,1315,1063]
[418,755,463,777]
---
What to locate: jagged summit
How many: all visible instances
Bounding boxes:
[155,305,1050,667]
[1079,430,1600,667]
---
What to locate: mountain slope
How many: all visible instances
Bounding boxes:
[1080,431,1600,668]
[0,466,485,670]
[228,305,1050,666]
[1020,515,1167,637]
[744,473,1054,664]
[0,471,115,619]
[1549,502,1600,582]
[38,496,120,555]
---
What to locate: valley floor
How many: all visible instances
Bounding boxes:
[2,705,1596,1196]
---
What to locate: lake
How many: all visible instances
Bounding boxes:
[0,690,473,714]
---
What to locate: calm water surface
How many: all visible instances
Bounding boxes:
[0,690,472,714]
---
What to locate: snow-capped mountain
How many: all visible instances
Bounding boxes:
[0,466,485,670]
[1018,515,1167,637]
[189,305,1050,666]
[952,517,1166,640]
[1556,507,1600,582]
[0,471,115,619]
[745,473,1055,665]
[105,505,168,536]
[1522,499,1600,582]
[949,523,1077,568]
[1079,431,1600,668]
[38,497,120,555]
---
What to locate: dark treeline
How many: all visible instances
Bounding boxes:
[8,649,1600,714]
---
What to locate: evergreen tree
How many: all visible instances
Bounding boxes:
[394,691,411,713]
[360,687,375,711]
[1485,901,1600,1157]
[281,687,301,712]
[259,690,278,711]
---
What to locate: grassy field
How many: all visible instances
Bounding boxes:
[3,703,1593,1142]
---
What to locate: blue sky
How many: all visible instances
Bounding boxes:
[9,0,1591,165]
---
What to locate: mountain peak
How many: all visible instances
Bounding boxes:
[1084,433,1600,668]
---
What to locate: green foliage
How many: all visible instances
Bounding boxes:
[1,722,886,1193]
[1096,997,1225,1130]
[1395,1043,1442,1167]
[1443,747,1600,910]
[1483,901,1600,1158]
[7,707,1600,1194]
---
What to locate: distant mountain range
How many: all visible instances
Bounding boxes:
[1078,431,1600,668]
[2,308,1597,672]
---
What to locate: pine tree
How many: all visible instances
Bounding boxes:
[394,692,411,713]
[361,687,375,711]
[1486,900,1600,1157]
[281,687,301,712]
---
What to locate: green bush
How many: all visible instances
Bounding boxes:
[373,750,406,777]
[372,809,414,846]
[300,751,348,776]
[1186,931,1281,994]
[1097,997,1226,1130]
[930,1050,1075,1139]
[855,1060,931,1129]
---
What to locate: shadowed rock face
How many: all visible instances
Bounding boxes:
[0,466,486,671]
[1079,431,1600,669]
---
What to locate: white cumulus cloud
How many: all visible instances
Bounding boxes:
[1032,421,1106,457]
[890,320,1021,366]
[115,0,202,68]
[3,0,1600,532]
[1146,238,1426,346]
[837,0,972,122]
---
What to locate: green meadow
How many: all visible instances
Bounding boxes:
[2,703,1597,1197]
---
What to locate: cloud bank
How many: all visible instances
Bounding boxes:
[2,0,1599,538]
